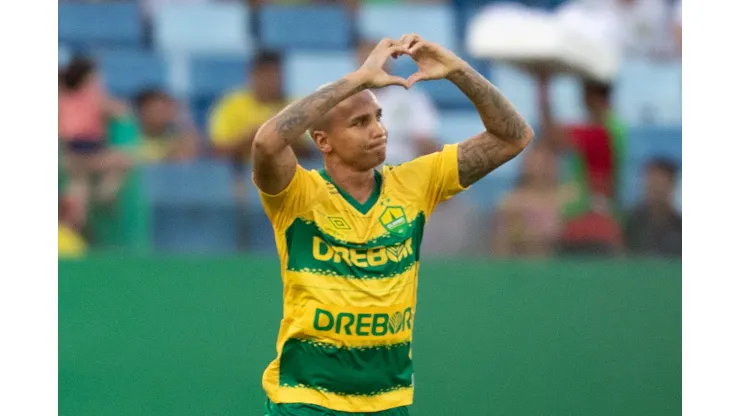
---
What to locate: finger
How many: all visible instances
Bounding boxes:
[407,71,427,88]
[387,45,408,59]
[400,33,420,49]
[408,41,426,56]
[383,75,410,89]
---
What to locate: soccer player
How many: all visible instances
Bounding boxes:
[253,35,534,416]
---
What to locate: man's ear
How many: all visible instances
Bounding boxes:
[312,130,332,154]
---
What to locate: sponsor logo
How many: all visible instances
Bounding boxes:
[313,307,413,336]
[312,237,413,267]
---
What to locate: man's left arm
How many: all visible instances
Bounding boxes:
[446,64,534,187]
[401,34,534,187]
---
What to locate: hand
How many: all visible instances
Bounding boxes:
[356,38,410,89]
[400,34,466,88]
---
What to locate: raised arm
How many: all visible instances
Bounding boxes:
[252,39,409,194]
[401,34,535,187]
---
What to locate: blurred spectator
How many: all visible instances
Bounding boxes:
[536,72,625,256]
[135,89,199,163]
[58,57,133,226]
[58,144,87,258]
[624,158,681,258]
[556,0,676,60]
[673,0,681,55]
[355,38,441,166]
[492,145,562,258]
[209,51,312,170]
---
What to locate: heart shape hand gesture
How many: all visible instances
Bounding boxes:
[356,34,466,90]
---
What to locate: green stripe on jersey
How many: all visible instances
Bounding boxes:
[285,216,425,279]
[279,338,413,396]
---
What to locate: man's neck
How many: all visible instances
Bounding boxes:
[323,160,377,204]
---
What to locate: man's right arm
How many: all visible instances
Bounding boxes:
[251,74,367,195]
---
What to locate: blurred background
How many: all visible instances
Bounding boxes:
[58,1,681,415]
[58,0,682,259]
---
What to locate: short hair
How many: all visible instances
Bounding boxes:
[646,157,679,181]
[584,79,613,101]
[61,56,96,90]
[252,50,282,70]
[134,88,171,111]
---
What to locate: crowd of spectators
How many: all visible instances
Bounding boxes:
[58,0,682,259]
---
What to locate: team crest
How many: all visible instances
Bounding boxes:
[379,206,409,236]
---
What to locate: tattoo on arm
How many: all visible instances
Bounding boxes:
[270,77,366,146]
[446,65,534,187]
[446,65,531,142]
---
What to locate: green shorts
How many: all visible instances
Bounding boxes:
[264,398,410,416]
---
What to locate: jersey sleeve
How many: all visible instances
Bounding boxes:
[390,143,468,215]
[255,165,315,230]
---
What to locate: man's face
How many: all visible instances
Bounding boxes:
[140,97,176,134]
[253,63,283,102]
[312,90,388,170]
[644,166,675,205]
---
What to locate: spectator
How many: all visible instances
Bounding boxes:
[673,0,681,55]
[58,57,133,226]
[492,144,562,258]
[135,89,199,163]
[209,51,312,176]
[355,38,442,166]
[535,72,626,256]
[624,158,682,258]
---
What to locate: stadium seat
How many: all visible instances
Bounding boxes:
[97,49,168,98]
[153,3,252,56]
[615,59,682,125]
[627,125,682,163]
[145,162,237,253]
[58,2,143,49]
[59,44,71,68]
[437,111,484,145]
[284,51,356,98]
[259,6,352,50]
[392,56,480,110]
[189,56,249,100]
[358,4,457,51]
[143,161,233,206]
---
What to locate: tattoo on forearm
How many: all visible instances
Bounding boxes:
[273,78,366,145]
[447,65,530,142]
[457,134,517,187]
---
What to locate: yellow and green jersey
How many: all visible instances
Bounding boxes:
[257,144,467,413]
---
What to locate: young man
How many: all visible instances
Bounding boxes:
[253,35,534,415]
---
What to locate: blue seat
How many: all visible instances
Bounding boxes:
[437,111,484,145]
[245,207,277,253]
[615,59,682,125]
[59,44,71,68]
[189,56,249,100]
[392,56,478,110]
[143,161,234,206]
[58,3,142,49]
[358,4,457,51]
[284,51,355,98]
[152,205,238,253]
[627,125,682,163]
[145,161,238,253]
[153,3,252,56]
[259,6,352,50]
[97,50,168,98]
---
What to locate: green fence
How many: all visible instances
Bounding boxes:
[59,256,681,416]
